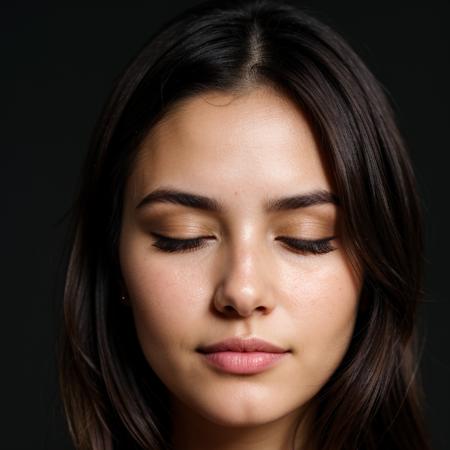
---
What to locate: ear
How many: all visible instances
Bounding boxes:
[118,277,131,306]
[114,259,131,304]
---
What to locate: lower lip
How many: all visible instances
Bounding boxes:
[200,351,288,374]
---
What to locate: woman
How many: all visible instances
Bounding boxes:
[59,1,431,449]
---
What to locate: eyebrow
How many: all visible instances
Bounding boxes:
[136,187,339,213]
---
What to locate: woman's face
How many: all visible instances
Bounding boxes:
[119,86,362,430]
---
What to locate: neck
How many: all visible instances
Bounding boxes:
[171,400,312,450]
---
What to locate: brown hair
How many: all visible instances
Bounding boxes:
[59,1,431,448]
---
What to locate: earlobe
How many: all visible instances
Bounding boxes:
[118,271,131,306]
[120,294,130,306]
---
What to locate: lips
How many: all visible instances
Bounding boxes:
[197,337,290,374]
[197,337,288,354]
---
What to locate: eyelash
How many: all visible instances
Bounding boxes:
[150,233,336,255]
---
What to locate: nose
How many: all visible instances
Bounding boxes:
[213,238,276,318]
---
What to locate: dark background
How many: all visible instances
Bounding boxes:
[2,2,449,449]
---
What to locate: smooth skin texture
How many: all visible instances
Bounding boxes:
[119,86,363,450]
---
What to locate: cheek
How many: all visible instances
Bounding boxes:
[120,246,207,350]
[285,252,360,376]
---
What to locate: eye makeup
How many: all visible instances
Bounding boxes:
[141,203,338,256]
[149,232,336,255]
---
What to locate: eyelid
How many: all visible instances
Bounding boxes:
[150,232,215,241]
[150,232,334,243]
[276,236,335,243]
[276,236,336,254]
[149,232,337,255]
[150,232,211,254]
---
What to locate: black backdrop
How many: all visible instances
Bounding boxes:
[2,2,449,449]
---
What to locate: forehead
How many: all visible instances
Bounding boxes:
[127,86,332,204]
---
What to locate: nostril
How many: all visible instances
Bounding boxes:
[255,305,270,315]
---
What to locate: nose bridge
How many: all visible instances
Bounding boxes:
[228,239,261,295]
[215,226,273,316]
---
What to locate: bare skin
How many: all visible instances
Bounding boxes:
[119,86,362,450]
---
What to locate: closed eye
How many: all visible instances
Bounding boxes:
[150,233,211,253]
[275,236,336,255]
[150,233,336,255]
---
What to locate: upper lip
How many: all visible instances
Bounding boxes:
[197,337,289,354]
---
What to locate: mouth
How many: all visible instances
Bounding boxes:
[197,337,290,375]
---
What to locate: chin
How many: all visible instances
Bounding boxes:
[200,407,279,427]
[173,383,304,428]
